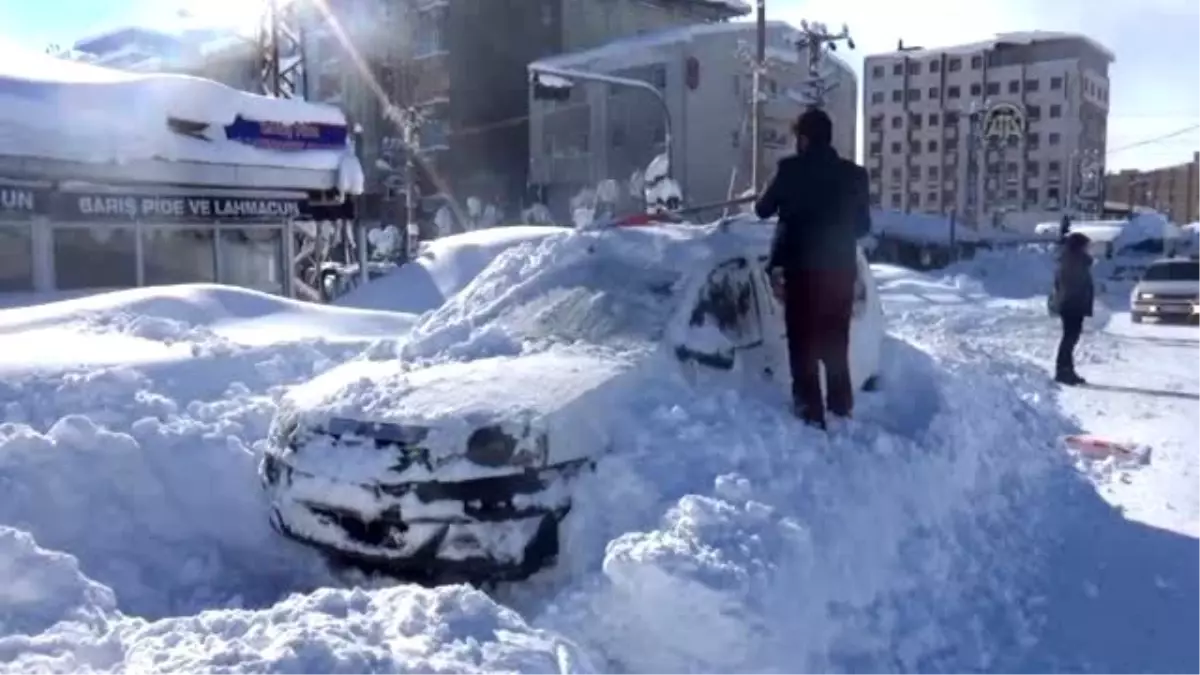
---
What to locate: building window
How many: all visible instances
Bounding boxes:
[53,226,137,290]
[1049,104,1062,118]
[970,55,983,69]
[947,85,961,99]
[927,191,939,205]
[909,192,921,207]
[1050,76,1064,90]
[1007,135,1019,148]
[891,141,902,154]
[893,63,903,76]
[869,167,881,180]
[1008,80,1020,94]
[907,88,921,101]
[948,57,962,72]
[1027,132,1040,149]
[1006,161,1019,173]
[414,6,448,57]
[912,165,922,179]
[944,111,959,126]
[907,61,921,75]
[986,82,1000,96]
[927,113,938,126]
[890,193,901,207]
[1024,78,1040,92]
[220,229,283,295]
[1027,104,1041,120]
[970,83,982,96]
[892,89,902,102]
[871,91,884,103]
[929,166,940,180]
[1047,187,1061,201]
[869,141,882,155]
[891,115,902,129]
[869,115,883,131]
[1049,132,1061,145]
[1005,188,1018,200]
[872,65,885,78]
[143,227,216,286]
[928,139,939,152]
[891,167,902,181]
[1026,161,1040,176]
[911,114,923,129]
[928,87,939,99]
[1025,188,1039,203]
[0,223,33,292]
[1049,160,1062,173]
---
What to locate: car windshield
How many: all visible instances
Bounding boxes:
[402,231,689,359]
[1142,261,1200,282]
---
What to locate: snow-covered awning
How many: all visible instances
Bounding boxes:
[0,41,364,195]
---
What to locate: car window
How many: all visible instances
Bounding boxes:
[1143,261,1200,282]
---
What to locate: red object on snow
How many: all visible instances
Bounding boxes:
[1063,434,1151,463]
[614,213,666,227]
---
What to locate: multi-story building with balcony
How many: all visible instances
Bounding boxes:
[528,20,857,218]
[862,31,1114,231]
[1105,152,1199,224]
[302,0,748,231]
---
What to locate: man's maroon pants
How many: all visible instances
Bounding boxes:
[782,267,856,426]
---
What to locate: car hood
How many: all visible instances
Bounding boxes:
[274,347,644,481]
[1134,279,1199,295]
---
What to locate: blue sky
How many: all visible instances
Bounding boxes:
[1,0,1196,172]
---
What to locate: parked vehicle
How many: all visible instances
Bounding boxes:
[1130,257,1200,324]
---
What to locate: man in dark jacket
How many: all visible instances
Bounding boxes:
[755,108,871,428]
[1053,231,1095,385]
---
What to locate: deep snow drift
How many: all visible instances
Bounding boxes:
[0,230,1195,673]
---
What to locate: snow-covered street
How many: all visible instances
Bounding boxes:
[0,232,1195,673]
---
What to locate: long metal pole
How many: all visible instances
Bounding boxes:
[750,0,765,192]
[529,64,675,180]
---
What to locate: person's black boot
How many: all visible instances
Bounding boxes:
[1055,371,1078,386]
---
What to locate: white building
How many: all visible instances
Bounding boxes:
[529,21,858,218]
[862,31,1114,231]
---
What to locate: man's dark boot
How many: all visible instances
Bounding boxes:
[793,403,826,430]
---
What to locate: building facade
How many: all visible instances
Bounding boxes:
[862,31,1114,231]
[300,0,746,233]
[528,21,858,219]
[1105,152,1199,224]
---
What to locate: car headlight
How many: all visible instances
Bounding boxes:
[466,425,518,467]
[1138,292,1154,301]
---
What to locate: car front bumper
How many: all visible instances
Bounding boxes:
[261,450,590,584]
[1131,298,1200,319]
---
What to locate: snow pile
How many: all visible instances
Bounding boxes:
[0,40,361,184]
[1112,211,1182,254]
[0,222,1196,672]
[336,226,570,315]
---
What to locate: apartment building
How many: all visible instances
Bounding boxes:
[862,31,1114,231]
[301,0,747,230]
[1105,152,1199,224]
[528,20,858,218]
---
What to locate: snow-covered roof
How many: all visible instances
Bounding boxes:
[868,31,1115,64]
[532,20,853,78]
[0,41,363,194]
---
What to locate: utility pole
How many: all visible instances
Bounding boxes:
[750,0,766,193]
[256,0,307,98]
[793,20,854,108]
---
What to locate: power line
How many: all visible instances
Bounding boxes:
[1107,124,1200,155]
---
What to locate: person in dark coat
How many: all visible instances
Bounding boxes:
[1053,231,1095,385]
[1059,213,1072,242]
[755,107,871,428]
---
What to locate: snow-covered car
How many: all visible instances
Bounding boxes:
[1130,257,1200,323]
[260,222,885,584]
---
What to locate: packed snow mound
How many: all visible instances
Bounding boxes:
[337,226,570,315]
[0,283,415,369]
[399,225,740,363]
[0,41,360,180]
[939,246,1057,300]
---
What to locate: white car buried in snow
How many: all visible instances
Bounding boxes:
[260,221,885,584]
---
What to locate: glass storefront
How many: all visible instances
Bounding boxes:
[0,222,34,292]
[219,228,285,295]
[143,227,217,285]
[53,225,137,290]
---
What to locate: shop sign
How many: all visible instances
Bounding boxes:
[224,115,349,151]
[982,103,1026,142]
[0,186,42,218]
[57,192,306,222]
